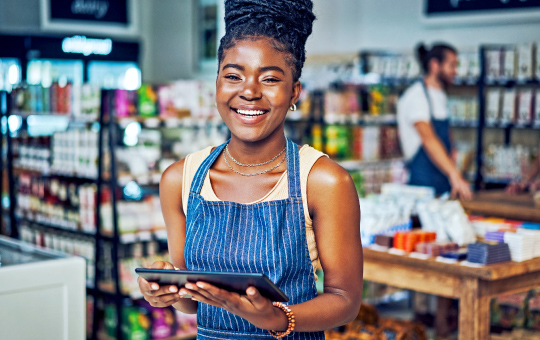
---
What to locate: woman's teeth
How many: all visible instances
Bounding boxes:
[236,109,267,116]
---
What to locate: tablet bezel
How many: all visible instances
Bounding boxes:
[135,268,289,302]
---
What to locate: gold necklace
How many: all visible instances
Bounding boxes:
[223,151,286,177]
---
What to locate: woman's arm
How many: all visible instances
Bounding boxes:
[285,156,363,331]
[137,159,198,314]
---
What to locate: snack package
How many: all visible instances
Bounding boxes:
[518,43,534,80]
[500,89,516,125]
[487,49,502,80]
[486,89,501,125]
[534,91,540,127]
[503,47,517,79]
[517,90,533,126]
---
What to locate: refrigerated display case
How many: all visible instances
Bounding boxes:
[0,34,140,91]
[0,235,86,340]
[0,58,22,92]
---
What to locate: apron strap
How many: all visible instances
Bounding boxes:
[421,80,435,121]
[189,140,228,195]
[285,137,302,199]
[189,137,302,199]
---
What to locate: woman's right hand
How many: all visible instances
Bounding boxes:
[138,261,183,308]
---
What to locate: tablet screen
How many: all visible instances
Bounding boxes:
[136,269,289,302]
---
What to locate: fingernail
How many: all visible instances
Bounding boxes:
[196,282,204,288]
[169,286,177,293]
[191,297,198,301]
[185,283,194,289]
[151,284,159,290]
[248,288,255,295]
[179,293,185,298]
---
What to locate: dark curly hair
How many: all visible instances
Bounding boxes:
[217,0,316,82]
[416,42,458,74]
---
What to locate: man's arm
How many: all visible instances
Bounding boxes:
[414,121,472,200]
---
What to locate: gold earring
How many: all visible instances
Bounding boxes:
[290,103,297,111]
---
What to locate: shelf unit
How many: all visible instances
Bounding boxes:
[358,47,540,191]
[1,89,156,340]
[477,45,540,189]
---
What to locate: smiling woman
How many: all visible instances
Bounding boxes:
[137,1,363,339]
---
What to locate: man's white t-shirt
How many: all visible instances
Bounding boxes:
[397,82,449,161]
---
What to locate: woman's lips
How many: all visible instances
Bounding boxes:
[232,107,269,124]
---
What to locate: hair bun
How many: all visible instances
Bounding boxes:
[416,43,428,61]
[224,0,315,46]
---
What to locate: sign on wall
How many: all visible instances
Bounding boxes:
[41,0,137,35]
[422,0,540,25]
[426,0,540,15]
[49,0,128,24]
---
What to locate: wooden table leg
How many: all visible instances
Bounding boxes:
[436,296,454,338]
[459,278,491,340]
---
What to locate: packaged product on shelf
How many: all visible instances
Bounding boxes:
[361,126,380,161]
[406,55,421,79]
[137,84,158,117]
[79,84,101,121]
[368,85,387,115]
[487,49,502,81]
[359,193,414,245]
[457,52,470,79]
[175,311,198,337]
[104,302,150,340]
[396,56,409,78]
[351,126,363,160]
[379,126,401,159]
[518,43,534,80]
[517,90,533,126]
[491,292,529,329]
[535,91,540,127]
[324,124,350,160]
[417,200,476,246]
[528,292,540,331]
[136,300,177,339]
[500,89,516,125]
[503,47,516,79]
[486,89,501,125]
[504,232,535,262]
[383,56,398,78]
[158,81,198,119]
[536,42,540,80]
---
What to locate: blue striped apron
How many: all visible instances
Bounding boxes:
[185,137,325,339]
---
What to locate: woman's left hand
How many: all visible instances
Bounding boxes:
[181,282,287,331]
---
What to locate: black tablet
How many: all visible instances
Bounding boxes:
[135,268,289,302]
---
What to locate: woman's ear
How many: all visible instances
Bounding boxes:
[291,81,302,107]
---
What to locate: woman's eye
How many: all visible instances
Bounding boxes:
[224,75,241,80]
[263,78,280,83]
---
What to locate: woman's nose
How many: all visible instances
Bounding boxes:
[239,78,262,101]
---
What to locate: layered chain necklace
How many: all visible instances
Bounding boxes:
[223,144,286,177]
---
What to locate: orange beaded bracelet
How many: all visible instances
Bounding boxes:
[268,302,295,339]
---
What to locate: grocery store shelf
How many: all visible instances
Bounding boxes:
[450,121,478,128]
[13,167,103,183]
[17,214,97,237]
[338,158,404,171]
[485,78,540,86]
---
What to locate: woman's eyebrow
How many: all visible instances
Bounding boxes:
[259,66,285,75]
[222,63,244,71]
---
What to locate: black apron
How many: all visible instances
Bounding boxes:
[407,81,452,195]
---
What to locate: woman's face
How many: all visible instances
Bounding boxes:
[216,37,300,144]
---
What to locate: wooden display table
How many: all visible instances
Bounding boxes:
[363,248,540,339]
[461,190,540,223]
